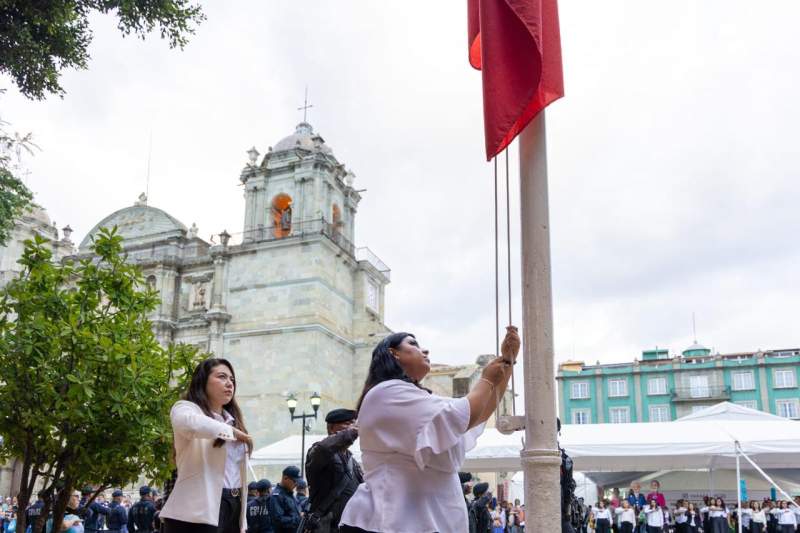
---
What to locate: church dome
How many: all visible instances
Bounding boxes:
[272,122,333,155]
[79,199,187,250]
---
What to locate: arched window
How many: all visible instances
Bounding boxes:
[146,275,157,291]
[332,203,342,233]
[271,193,293,238]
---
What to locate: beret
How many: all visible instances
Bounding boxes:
[325,408,357,424]
[473,482,490,497]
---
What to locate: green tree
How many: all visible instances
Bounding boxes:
[0,228,204,532]
[0,0,205,100]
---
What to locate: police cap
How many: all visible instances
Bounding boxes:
[296,478,307,489]
[81,486,93,496]
[458,472,472,484]
[247,481,259,491]
[282,465,301,481]
[325,408,357,424]
[473,482,490,497]
[256,479,271,491]
[112,489,123,497]
[139,486,151,496]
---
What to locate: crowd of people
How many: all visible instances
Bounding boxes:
[463,480,525,533]
[580,480,800,533]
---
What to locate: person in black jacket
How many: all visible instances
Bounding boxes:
[128,486,156,532]
[305,408,364,533]
[268,466,302,533]
[469,482,492,533]
[246,480,273,533]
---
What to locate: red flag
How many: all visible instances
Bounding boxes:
[468,0,564,160]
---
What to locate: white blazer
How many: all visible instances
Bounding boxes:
[159,400,248,531]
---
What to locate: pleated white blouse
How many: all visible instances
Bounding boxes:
[340,379,485,533]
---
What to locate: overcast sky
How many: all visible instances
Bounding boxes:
[5,1,800,373]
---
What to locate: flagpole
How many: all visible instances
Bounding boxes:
[518,111,562,529]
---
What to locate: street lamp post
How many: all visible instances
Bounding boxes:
[286,392,321,477]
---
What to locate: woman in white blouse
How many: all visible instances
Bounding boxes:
[644,500,665,533]
[614,500,636,533]
[340,326,520,533]
[750,501,766,533]
[160,358,254,533]
[774,500,799,533]
[701,497,729,533]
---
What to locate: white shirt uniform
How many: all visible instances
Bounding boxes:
[615,508,636,524]
[645,507,665,527]
[340,379,485,533]
[212,410,246,489]
[674,507,688,524]
[593,508,611,521]
[752,510,767,524]
[776,508,799,526]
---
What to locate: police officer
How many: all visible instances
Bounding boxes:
[246,479,274,533]
[80,486,110,533]
[127,486,156,532]
[106,489,128,533]
[304,408,363,533]
[25,491,46,533]
[248,481,260,503]
[468,482,492,533]
[268,466,302,533]
[295,479,309,515]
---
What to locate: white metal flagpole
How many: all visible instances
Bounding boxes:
[518,111,562,528]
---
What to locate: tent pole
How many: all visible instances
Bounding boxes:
[737,445,800,508]
[736,442,742,533]
[518,112,562,528]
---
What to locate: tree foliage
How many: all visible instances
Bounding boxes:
[0,228,204,531]
[0,0,205,99]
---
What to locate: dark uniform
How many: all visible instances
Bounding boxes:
[468,483,492,533]
[304,409,363,533]
[80,488,110,533]
[268,467,302,533]
[295,479,310,515]
[246,480,274,533]
[128,486,156,532]
[25,497,45,533]
[106,490,128,533]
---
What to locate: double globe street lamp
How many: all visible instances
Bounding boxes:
[286,391,321,477]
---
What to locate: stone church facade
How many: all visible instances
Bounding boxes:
[1,122,392,450]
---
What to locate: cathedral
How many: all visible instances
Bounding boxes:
[1,121,393,448]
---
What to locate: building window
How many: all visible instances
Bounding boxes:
[776,399,799,419]
[609,407,630,424]
[649,405,670,422]
[735,400,757,410]
[572,409,591,425]
[608,379,628,398]
[732,371,755,391]
[690,405,707,414]
[365,279,379,311]
[647,377,667,396]
[571,382,590,399]
[774,369,797,389]
[689,375,710,398]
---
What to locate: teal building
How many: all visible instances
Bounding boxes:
[557,344,800,424]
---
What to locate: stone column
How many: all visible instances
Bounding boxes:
[206,249,231,355]
[518,114,562,529]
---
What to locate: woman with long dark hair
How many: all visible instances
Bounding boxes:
[339,326,520,533]
[160,358,253,533]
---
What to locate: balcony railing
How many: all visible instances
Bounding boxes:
[228,218,356,257]
[670,385,731,402]
[356,247,391,281]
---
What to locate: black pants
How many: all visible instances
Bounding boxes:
[620,522,634,533]
[779,525,795,533]
[340,526,378,533]
[752,524,764,533]
[163,491,241,533]
[596,518,611,533]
